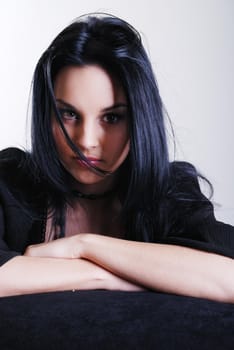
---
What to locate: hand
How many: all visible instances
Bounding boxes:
[23,234,147,292]
[23,235,146,292]
[105,272,147,292]
[24,234,83,259]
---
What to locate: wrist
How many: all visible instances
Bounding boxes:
[75,233,92,259]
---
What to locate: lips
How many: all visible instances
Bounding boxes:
[86,157,101,162]
[75,156,102,168]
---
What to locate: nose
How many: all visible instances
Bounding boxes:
[75,120,100,151]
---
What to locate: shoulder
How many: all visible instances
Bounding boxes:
[0,147,27,165]
[0,147,44,206]
[168,161,211,198]
[0,147,31,187]
[164,162,234,258]
[166,160,213,223]
[169,161,199,185]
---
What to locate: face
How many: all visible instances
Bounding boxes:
[52,65,130,193]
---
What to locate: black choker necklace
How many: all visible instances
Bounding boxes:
[72,188,115,200]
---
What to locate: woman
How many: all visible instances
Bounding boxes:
[0,14,234,301]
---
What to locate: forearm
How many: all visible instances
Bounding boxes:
[80,234,234,303]
[0,256,105,297]
[0,255,142,297]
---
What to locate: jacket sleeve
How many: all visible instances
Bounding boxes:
[0,203,21,266]
[161,162,234,259]
[164,210,234,259]
[0,148,37,267]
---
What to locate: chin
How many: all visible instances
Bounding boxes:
[66,164,119,190]
[72,173,106,186]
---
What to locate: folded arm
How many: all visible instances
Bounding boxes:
[0,254,143,297]
[26,234,234,303]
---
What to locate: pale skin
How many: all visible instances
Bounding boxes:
[1,65,234,302]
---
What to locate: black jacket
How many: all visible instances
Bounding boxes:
[1,147,234,266]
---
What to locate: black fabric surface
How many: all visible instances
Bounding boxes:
[0,290,234,349]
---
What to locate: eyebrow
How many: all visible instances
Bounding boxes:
[56,99,128,112]
[102,103,128,112]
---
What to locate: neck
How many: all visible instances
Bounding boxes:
[72,187,116,200]
[72,172,118,197]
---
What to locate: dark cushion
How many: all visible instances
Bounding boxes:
[0,291,234,349]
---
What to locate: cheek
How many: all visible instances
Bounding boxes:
[114,128,129,154]
[52,124,68,158]
[121,139,130,160]
[107,135,130,164]
[52,125,61,149]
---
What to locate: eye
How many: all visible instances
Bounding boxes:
[102,113,123,124]
[59,108,79,121]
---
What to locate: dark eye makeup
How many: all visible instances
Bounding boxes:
[102,113,125,124]
[55,99,128,125]
[58,108,79,120]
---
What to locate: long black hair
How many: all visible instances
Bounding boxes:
[31,13,212,242]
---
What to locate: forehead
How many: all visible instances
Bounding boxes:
[54,65,127,109]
